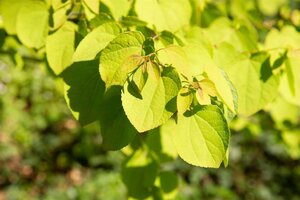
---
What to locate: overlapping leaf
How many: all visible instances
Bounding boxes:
[46,22,77,75]
[172,105,230,168]
[101,0,131,20]
[73,22,121,62]
[135,0,192,32]
[16,0,49,48]
[61,60,105,125]
[99,31,145,87]
[215,43,279,115]
[0,0,25,34]
[122,67,181,132]
[99,87,137,150]
[157,45,192,79]
[265,26,300,106]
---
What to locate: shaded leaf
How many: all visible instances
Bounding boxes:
[61,60,105,125]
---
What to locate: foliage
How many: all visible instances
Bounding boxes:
[1,0,300,199]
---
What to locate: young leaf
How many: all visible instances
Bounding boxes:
[172,105,230,168]
[73,22,121,62]
[177,88,193,115]
[46,22,77,75]
[199,79,218,97]
[121,55,144,75]
[99,31,145,87]
[122,67,180,132]
[195,89,211,105]
[146,61,161,81]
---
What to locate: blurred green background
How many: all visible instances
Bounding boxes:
[1,0,300,199]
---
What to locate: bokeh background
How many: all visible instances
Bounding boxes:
[1,0,300,199]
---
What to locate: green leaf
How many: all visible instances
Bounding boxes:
[223,148,229,167]
[127,79,143,100]
[99,31,145,87]
[122,67,181,132]
[272,50,287,69]
[184,26,213,52]
[258,0,286,16]
[172,105,230,168]
[215,47,279,115]
[0,0,25,34]
[122,149,158,199]
[279,53,300,106]
[135,0,192,32]
[195,89,211,105]
[267,95,299,128]
[46,22,77,75]
[89,13,114,29]
[282,130,300,159]
[83,0,99,14]
[61,60,105,125]
[49,0,72,30]
[101,0,131,20]
[177,88,193,115]
[265,26,300,51]
[146,61,161,81]
[146,120,178,162]
[99,87,137,150]
[183,43,214,76]
[204,65,238,113]
[82,0,97,20]
[156,171,179,199]
[204,17,257,52]
[264,26,300,106]
[143,37,155,55]
[120,16,148,27]
[157,45,192,80]
[73,22,121,62]
[198,79,218,97]
[159,31,185,46]
[284,57,296,96]
[16,0,49,48]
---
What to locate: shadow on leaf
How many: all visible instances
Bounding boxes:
[60,60,105,125]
